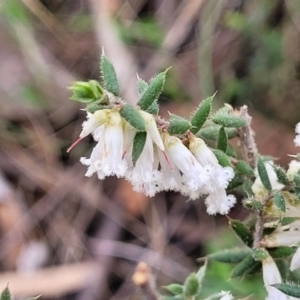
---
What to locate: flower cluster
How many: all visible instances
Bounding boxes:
[294,122,300,147]
[70,108,236,215]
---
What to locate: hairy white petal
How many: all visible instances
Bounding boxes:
[263,256,288,300]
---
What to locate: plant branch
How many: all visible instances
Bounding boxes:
[237,105,258,169]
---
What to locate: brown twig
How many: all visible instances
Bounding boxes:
[252,193,273,248]
[236,106,263,247]
[237,105,258,169]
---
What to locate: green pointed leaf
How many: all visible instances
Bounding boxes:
[276,259,290,279]
[167,114,191,135]
[274,191,286,213]
[100,54,120,96]
[145,100,159,115]
[231,255,256,278]
[294,186,300,199]
[86,104,113,113]
[137,78,148,95]
[199,125,236,141]
[208,248,251,263]
[199,125,220,140]
[211,149,231,167]
[257,156,272,191]
[1,287,11,300]
[268,246,296,258]
[243,179,254,196]
[214,106,232,116]
[227,175,244,189]
[294,174,300,186]
[137,69,168,111]
[272,283,300,298]
[226,128,238,139]
[243,261,261,275]
[196,260,207,284]
[273,165,290,186]
[212,114,246,128]
[183,273,199,297]
[236,160,254,176]
[229,219,253,247]
[120,104,146,131]
[225,142,237,158]
[164,284,184,295]
[190,94,215,134]
[217,127,228,152]
[252,248,268,261]
[132,132,147,166]
[280,217,300,226]
[243,198,264,211]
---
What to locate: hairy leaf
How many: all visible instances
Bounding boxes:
[100,54,120,96]
[274,191,286,213]
[145,100,159,115]
[217,127,228,152]
[268,246,296,258]
[231,255,256,278]
[208,248,251,263]
[137,69,168,111]
[120,104,146,131]
[236,160,254,176]
[137,77,148,95]
[212,114,246,128]
[212,149,231,167]
[257,156,272,191]
[272,283,300,298]
[229,219,253,247]
[167,114,191,135]
[132,132,147,166]
[163,284,184,295]
[183,273,199,297]
[273,165,290,186]
[0,287,11,300]
[190,94,215,134]
[252,248,268,261]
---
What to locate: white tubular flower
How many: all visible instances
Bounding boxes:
[188,136,234,191]
[294,122,300,147]
[122,120,137,164]
[156,147,183,192]
[81,109,110,139]
[68,109,111,152]
[127,134,162,197]
[261,220,300,248]
[188,135,235,215]
[123,111,166,197]
[287,160,300,180]
[262,255,289,300]
[139,110,164,151]
[188,135,219,166]
[80,109,127,178]
[252,161,284,197]
[290,247,300,271]
[162,132,209,193]
[204,189,236,215]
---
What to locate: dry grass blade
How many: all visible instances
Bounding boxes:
[0,262,97,297]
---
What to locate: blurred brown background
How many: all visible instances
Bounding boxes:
[0,0,299,299]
